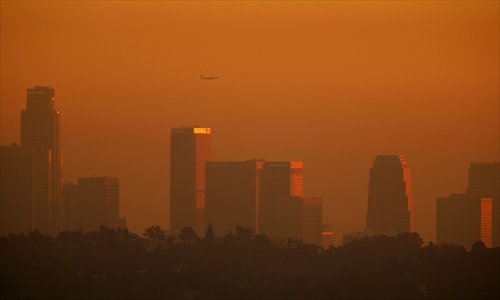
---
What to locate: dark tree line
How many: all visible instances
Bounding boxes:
[1,226,499,299]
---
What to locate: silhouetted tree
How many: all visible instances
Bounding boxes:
[205,224,216,241]
[234,226,253,242]
[179,227,197,241]
[144,225,165,240]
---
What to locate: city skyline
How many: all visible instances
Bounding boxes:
[1,1,499,244]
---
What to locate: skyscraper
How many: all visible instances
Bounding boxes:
[467,162,499,247]
[367,155,412,234]
[21,86,62,235]
[72,177,125,232]
[276,196,323,245]
[205,160,263,235]
[435,162,498,248]
[260,161,303,238]
[0,144,35,236]
[170,127,211,235]
[436,193,482,247]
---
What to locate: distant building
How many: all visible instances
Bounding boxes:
[205,160,263,235]
[65,177,125,232]
[367,155,412,234]
[467,162,499,247]
[62,182,78,231]
[436,162,499,248]
[321,224,335,249]
[170,127,211,236]
[21,86,63,235]
[0,144,35,235]
[436,194,481,247]
[260,161,303,238]
[276,196,323,245]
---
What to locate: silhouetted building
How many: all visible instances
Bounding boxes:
[301,197,323,245]
[170,127,211,235]
[436,162,499,248]
[63,182,78,231]
[467,162,499,247]
[276,196,322,245]
[21,86,63,235]
[322,224,335,249]
[367,155,412,234]
[260,161,303,237]
[72,177,125,231]
[436,193,487,248]
[205,160,263,235]
[0,144,35,235]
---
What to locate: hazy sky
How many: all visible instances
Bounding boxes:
[1,1,498,243]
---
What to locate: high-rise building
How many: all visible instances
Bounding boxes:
[301,197,323,245]
[20,86,62,235]
[436,193,481,247]
[467,162,499,247]
[63,182,78,231]
[276,196,323,245]
[366,155,412,234]
[205,160,263,235]
[170,127,211,235]
[260,161,303,238]
[72,177,125,232]
[0,144,35,235]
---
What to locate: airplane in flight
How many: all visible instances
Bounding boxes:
[201,75,219,80]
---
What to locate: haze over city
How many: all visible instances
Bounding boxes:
[1,1,498,244]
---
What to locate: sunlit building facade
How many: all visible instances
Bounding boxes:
[367,155,412,234]
[260,161,303,238]
[21,86,63,235]
[205,160,263,236]
[170,127,211,235]
[0,144,35,236]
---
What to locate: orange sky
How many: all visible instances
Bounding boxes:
[1,1,499,243]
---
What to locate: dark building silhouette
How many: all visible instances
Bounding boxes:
[170,127,211,235]
[0,144,35,235]
[64,177,125,232]
[467,162,499,247]
[63,182,78,231]
[436,162,499,248]
[205,160,263,235]
[260,161,303,238]
[436,194,483,247]
[366,155,412,234]
[277,196,323,245]
[20,86,62,235]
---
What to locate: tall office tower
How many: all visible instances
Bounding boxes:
[170,127,211,235]
[366,155,412,234]
[276,196,323,245]
[301,197,323,245]
[260,161,303,238]
[75,177,124,231]
[21,86,63,235]
[436,193,484,248]
[467,162,500,247]
[205,160,263,235]
[0,144,35,235]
